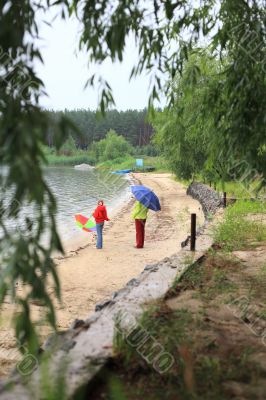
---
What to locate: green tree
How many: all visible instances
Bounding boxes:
[46,109,153,148]
[103,130,133,161]
[153,50,219,180]
[92,130,133,162]
[58,135,77,156]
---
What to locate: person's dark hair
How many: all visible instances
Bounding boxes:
[98,200,104,206]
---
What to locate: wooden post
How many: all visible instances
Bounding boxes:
[223,192,227,208]
[190,213,196,251]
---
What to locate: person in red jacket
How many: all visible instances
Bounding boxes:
[93,200,109,249]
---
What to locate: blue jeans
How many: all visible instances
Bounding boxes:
[96,222,104,248]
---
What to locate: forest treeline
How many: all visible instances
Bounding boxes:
[46,109,154,149]
[46,47,266,189]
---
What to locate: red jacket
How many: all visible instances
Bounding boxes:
[93,205,109,224]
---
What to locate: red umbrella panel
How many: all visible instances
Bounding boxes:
[75,214,97,232]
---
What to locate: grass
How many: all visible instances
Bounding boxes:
[45,154,95,166]
[213,200,266,251]
[215,180,266,200]
[109,304,196,399]
[42,146,96,166]
[43,145,170,172]
[96,156,136,170]
[96,156,170,172]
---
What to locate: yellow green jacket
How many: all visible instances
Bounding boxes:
[131,201,149,220]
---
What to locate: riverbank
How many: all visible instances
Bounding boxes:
[45,154,95,166]
[0,173,204,377]
[52,173,205,328]
[45,149,168,173]
[96,156,168,172]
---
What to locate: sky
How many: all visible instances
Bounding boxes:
[36,13,151,111]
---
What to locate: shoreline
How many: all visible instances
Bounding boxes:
[0,172,205,378]
[56,172,139,258]
[51,172,205,328]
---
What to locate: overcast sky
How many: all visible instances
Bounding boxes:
[36,14,151,111]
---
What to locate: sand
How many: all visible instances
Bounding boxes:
[0,173,204,377]
[53,173,204,328]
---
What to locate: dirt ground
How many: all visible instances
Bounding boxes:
[89,242,266,400]
[0,173,205,377]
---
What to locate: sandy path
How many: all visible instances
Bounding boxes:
[0,173,204,376]
[53,173,204,328]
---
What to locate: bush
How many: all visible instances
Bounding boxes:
[58,135,77,156]
[89,130,133,162]
[133,144,159,157]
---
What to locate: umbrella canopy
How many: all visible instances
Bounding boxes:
[131,185,161,211]
[75,214,96,233]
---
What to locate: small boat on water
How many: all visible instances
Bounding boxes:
[111,169,132,174]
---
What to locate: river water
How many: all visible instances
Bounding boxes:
[47,166,131,242]
[1,166,131,245]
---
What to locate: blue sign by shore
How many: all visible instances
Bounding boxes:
[136,159,144,167]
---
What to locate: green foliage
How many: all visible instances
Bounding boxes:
[97,156,168,172]
[103,131,133,160]
[133,144,160,157]
[43,144,164,169]
[215,181,266,200]
[108,378,129,400]
[113,304,192,373]
[46,154,96,166]
[38,355,68,400]
[90,130,133,162]
[0,1,72,351]
[58,135,77,156]
[152,50,218,179]
[96,156,135,170]
[46,108,153,148]
[214,200,266,251]
[153,39,266,183]
[207,1,266,178]
[42,143,96,166]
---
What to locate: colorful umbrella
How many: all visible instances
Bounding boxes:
[131,185,161,211]
[75,214,96,232]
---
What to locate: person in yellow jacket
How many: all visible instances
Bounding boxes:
[131,201,149,248]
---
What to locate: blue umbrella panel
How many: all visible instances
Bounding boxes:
[131,185,161,211]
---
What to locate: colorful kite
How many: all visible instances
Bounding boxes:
[75,214,96,233]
